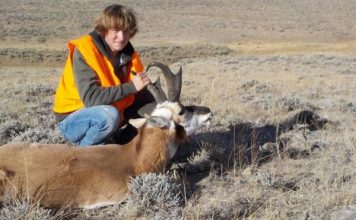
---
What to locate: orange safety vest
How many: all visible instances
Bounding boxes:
[53,34,144,120]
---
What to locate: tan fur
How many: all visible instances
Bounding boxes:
[0,101,212,209]
[0,122,184,209]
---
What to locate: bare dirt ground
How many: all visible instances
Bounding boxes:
[0,0,355,219]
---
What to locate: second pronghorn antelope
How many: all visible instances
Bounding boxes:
[0,62,213,209]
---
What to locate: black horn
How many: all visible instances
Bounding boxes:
[146,62,182,102]
[146,77,167,104]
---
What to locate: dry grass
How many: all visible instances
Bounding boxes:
[0,0,355,219]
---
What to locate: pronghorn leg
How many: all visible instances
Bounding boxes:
[0,169,8,196]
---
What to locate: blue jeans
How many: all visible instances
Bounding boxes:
[58,105,120,146]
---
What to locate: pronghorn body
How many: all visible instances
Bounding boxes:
[0,63,213,209]
[0,114,186,209]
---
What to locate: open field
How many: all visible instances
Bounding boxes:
[0,0,355,219]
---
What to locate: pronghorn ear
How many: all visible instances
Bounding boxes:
[129,118,147,129]
[146,115,170,128]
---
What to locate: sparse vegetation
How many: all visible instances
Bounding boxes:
[1,0,355,219]
[124,173,184,219]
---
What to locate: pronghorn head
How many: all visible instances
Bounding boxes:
[145,62,213,136]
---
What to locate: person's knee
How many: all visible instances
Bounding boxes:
[96,105,120,132]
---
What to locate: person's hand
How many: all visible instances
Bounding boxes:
[132,72,150,92]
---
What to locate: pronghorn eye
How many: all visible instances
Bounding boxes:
[178,107,185,115]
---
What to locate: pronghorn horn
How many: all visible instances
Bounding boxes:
[146,77,167,104]
[146,62,182,102]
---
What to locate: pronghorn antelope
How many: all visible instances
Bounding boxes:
[0,62,213,209]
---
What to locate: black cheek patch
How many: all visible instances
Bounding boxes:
[174,123,186,142]
[178,107,186,115]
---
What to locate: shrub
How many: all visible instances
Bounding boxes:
[0,199,54,220]
[123,173,184,219]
